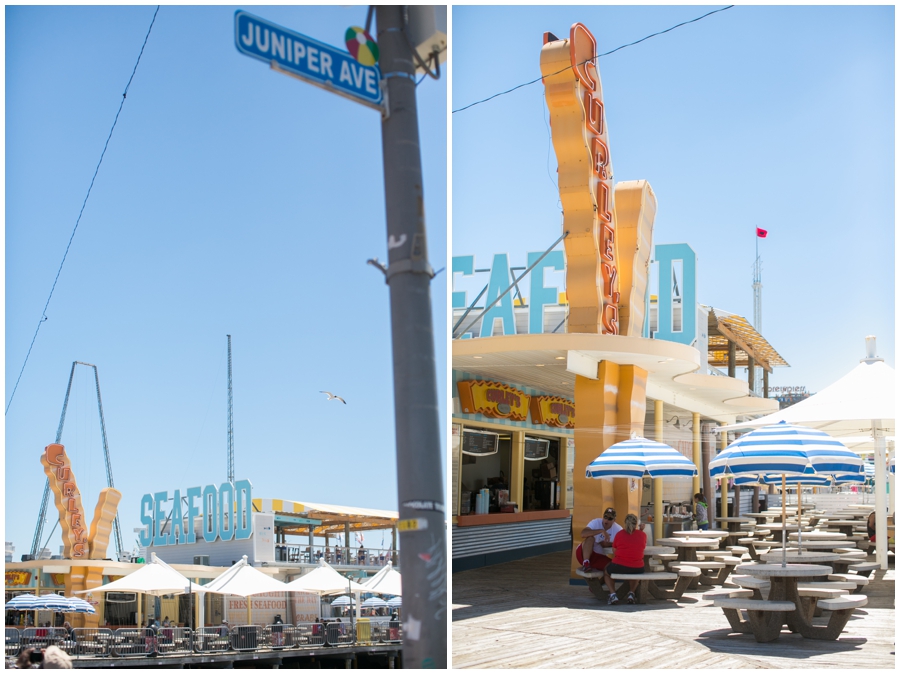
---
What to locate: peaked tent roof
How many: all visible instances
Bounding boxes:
[74,553,205,596]
[361,562,402,596]
[201,556,288,596]
[721,357,895,442]
[282,560,369,595]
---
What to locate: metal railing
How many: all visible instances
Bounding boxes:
[325,622,355,646]
[5,628,21,657]
[193,627,230,653]
[4,620,399,659]
[20,627,67,652]
[276,544,397,566]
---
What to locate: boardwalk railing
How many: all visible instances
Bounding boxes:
[4,620,399,660]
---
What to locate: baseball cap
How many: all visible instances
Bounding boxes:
[603,508,616,518]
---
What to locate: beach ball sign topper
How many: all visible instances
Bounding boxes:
[345,26,379,66]
[234,10,383,110]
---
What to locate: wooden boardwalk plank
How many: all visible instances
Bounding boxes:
[452,550,894,669]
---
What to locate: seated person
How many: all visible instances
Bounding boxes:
[576,507,622,572]
[867,510,876,542]
[63,621,76,644]
[603,513,647,605]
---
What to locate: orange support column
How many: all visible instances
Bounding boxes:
[571,361,647,579]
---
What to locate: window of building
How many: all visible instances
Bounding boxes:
[459,430,511,514]
[523,437,560,511]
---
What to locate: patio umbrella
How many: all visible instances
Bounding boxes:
[711,421,863,566]
[361,562,402,596]
[202,555,289,625]
[361,597,387,612]
[720,336,894,569]
[586,436,699,478]
[330,595,355,606]
[75,553,205,629]
[386,596,402,609]
[5,593,71,625]
[62,597,96,614]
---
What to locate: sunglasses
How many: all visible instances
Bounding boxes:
[603,515,615,521]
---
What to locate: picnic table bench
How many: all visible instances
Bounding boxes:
[713,597,796,642]
[576,567,700,603]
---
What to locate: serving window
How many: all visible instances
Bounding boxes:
[523,436,561,511]
[459,428,511,515]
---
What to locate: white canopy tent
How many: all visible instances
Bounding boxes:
[74,553,206,628]
[720,336,895,569]
[283,560,369,622]
[202,555,289,625]
[361,562,402,596]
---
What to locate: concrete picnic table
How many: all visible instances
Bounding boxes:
[714,517,755,534]
[598,545,675,571]
[733,562,863,640]
[579,545,682,602]
[788,531,847,541]
[820,520,867,536]
[760,551,839,564]
[655,537,721,563]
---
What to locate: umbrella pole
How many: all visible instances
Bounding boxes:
[781,475,787,568]
[797,482,803,555]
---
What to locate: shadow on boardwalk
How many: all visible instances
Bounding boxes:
[452,551,895,669]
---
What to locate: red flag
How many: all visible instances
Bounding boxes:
[756,227,768,238]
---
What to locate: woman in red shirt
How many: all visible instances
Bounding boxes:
[603,513,647,605]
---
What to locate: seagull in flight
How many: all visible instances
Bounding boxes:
[320,391,347,404]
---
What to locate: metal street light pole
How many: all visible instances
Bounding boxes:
[376,6,446,669]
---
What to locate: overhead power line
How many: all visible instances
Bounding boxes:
[453,5,734,114]
[6,6,161,415]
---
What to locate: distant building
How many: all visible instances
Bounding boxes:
[5,541,14,563]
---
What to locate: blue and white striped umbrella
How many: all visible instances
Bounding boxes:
[4,594,40,611]
[710,422,863,480]
[864,462,875,477]
[361,597,387,609]
[330,595,355,606]
[4,593,71,612]
[734,473,865,487]
[586,436,698,479]
[63,597,96,614]
[712,422,862,566]
[386,596,402,608]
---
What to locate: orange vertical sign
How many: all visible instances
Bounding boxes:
[541,23,619,334]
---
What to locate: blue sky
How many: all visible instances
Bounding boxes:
[452,5,894,392]
[5,6,446,559]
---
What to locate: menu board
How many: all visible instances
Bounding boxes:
[524,436,550,461]
[461,429,499,456]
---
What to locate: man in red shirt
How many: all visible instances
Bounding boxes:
[603,513,647,605]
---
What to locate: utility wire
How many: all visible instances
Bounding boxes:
[453,6,734,114]
[6,6,160,415]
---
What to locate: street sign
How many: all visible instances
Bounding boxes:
[235,10,383,110]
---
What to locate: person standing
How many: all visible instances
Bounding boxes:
[693,493,710,531]
[602,514,647,605]
[576,507,623,572]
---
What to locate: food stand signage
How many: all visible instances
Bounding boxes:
[530,396,576,429]
[457,380,530,421]
[541,23,620,334]
[139,479,253,547]
[5,571,32,587]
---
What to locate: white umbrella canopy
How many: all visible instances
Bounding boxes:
[720,340,894,440]
[74,553,205,596]
[361,562,403,596]
[283,560,369,595]
[202,556,288,596]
